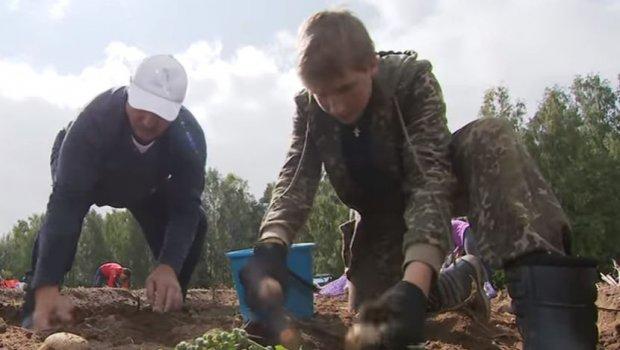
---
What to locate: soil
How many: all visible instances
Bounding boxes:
[0,285,617,349]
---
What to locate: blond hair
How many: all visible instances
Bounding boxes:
[297,9,375,84]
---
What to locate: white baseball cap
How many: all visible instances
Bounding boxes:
[127,55,188,122]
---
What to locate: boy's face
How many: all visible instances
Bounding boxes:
[305,58,378,125]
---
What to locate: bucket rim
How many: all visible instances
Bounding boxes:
[225,242,315,259]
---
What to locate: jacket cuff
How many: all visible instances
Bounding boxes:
[30,274,63,290]
[403,243,444,275]
[157,256,184,276]
[259,224,291,246]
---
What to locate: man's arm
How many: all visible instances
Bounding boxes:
[32,112,101,289]
[259,92,322,245]
[398,59,456,280]
[157,114,207,275]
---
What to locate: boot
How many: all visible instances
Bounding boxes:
[506,253,598,350]
[429,254,490,321]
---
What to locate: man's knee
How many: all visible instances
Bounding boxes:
[196,207,208,240]
[187,207,208,257]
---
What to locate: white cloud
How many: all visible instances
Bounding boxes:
[7,0,21,11]
[0,42,144,109]
[175,38,301,201]
[49,0,70,20]
[0,96,72,233]
[0,35,300,233]
[363,0,620,130]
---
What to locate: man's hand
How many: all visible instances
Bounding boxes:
[239,240,288,313]
[33,285,74,331]
[145,264,182,313]
[346,281,427,350]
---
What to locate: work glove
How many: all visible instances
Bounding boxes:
[239,240,290,344]
[348,281,427,350]
[239,240,289,314]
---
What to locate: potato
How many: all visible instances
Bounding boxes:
[344,323,382,350]
[38,332,89,350]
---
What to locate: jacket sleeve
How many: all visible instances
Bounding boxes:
[259,93,322,245]
[398,58,456,274]
[32,110,101,289]
[157,115,207,275]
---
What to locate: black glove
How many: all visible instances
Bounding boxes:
[356,281,427,349]
[239,240,288,315]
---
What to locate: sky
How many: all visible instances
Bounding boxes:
[1,0,619,234]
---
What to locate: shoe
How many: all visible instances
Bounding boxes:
[430,254,491,322]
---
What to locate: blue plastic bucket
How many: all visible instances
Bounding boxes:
[226,243,315,321]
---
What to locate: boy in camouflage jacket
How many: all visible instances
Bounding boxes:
[241,10,598,350]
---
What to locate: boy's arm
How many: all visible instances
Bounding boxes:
[398,59,456,278]
[260,93,322,244]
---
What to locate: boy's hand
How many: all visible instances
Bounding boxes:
[146,264,182,313]
[239,240,288,314]
[33,285,74,331]
[347,281,427,349]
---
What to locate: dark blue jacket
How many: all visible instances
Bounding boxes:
[32,87,206,288]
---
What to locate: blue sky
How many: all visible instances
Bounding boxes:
[1,0,619,234]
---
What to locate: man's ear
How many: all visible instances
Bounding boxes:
[369,54,379,76]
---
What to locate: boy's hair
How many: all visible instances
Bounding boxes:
[297,9,375,84]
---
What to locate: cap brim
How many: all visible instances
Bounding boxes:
[127,83,181,122]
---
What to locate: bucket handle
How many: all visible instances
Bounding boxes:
[288,269,320,292]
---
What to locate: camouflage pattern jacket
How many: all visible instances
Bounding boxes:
[260,51,456,272]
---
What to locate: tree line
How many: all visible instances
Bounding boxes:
[1,74,618,287]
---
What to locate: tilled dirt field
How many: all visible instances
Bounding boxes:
[0,285,617,349]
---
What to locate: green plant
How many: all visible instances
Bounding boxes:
[174,328,289,350]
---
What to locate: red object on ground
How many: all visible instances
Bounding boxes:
[0,279,21,289]
[99,262,125,287]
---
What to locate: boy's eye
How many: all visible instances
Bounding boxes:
[336,82,356,94]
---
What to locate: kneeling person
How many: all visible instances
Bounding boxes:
[241,9,598,350]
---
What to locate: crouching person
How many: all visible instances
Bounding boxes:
[239,9,598,350]
[22,55,208,331]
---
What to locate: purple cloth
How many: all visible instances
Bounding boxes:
[451,219,469,254]
[318,274,348,297]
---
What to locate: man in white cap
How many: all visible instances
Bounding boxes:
[22,55,207,330]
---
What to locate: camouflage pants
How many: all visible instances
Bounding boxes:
[345,118,568,310]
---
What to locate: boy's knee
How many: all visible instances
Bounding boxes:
[468,118,515,140]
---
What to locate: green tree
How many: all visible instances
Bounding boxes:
[488,75,620,263]
[65,211,112,286]
[193,168,264,287]
[297,174,349,277]
[103,210,153,287]
[479,85,527,133]
[0,214,43,279]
